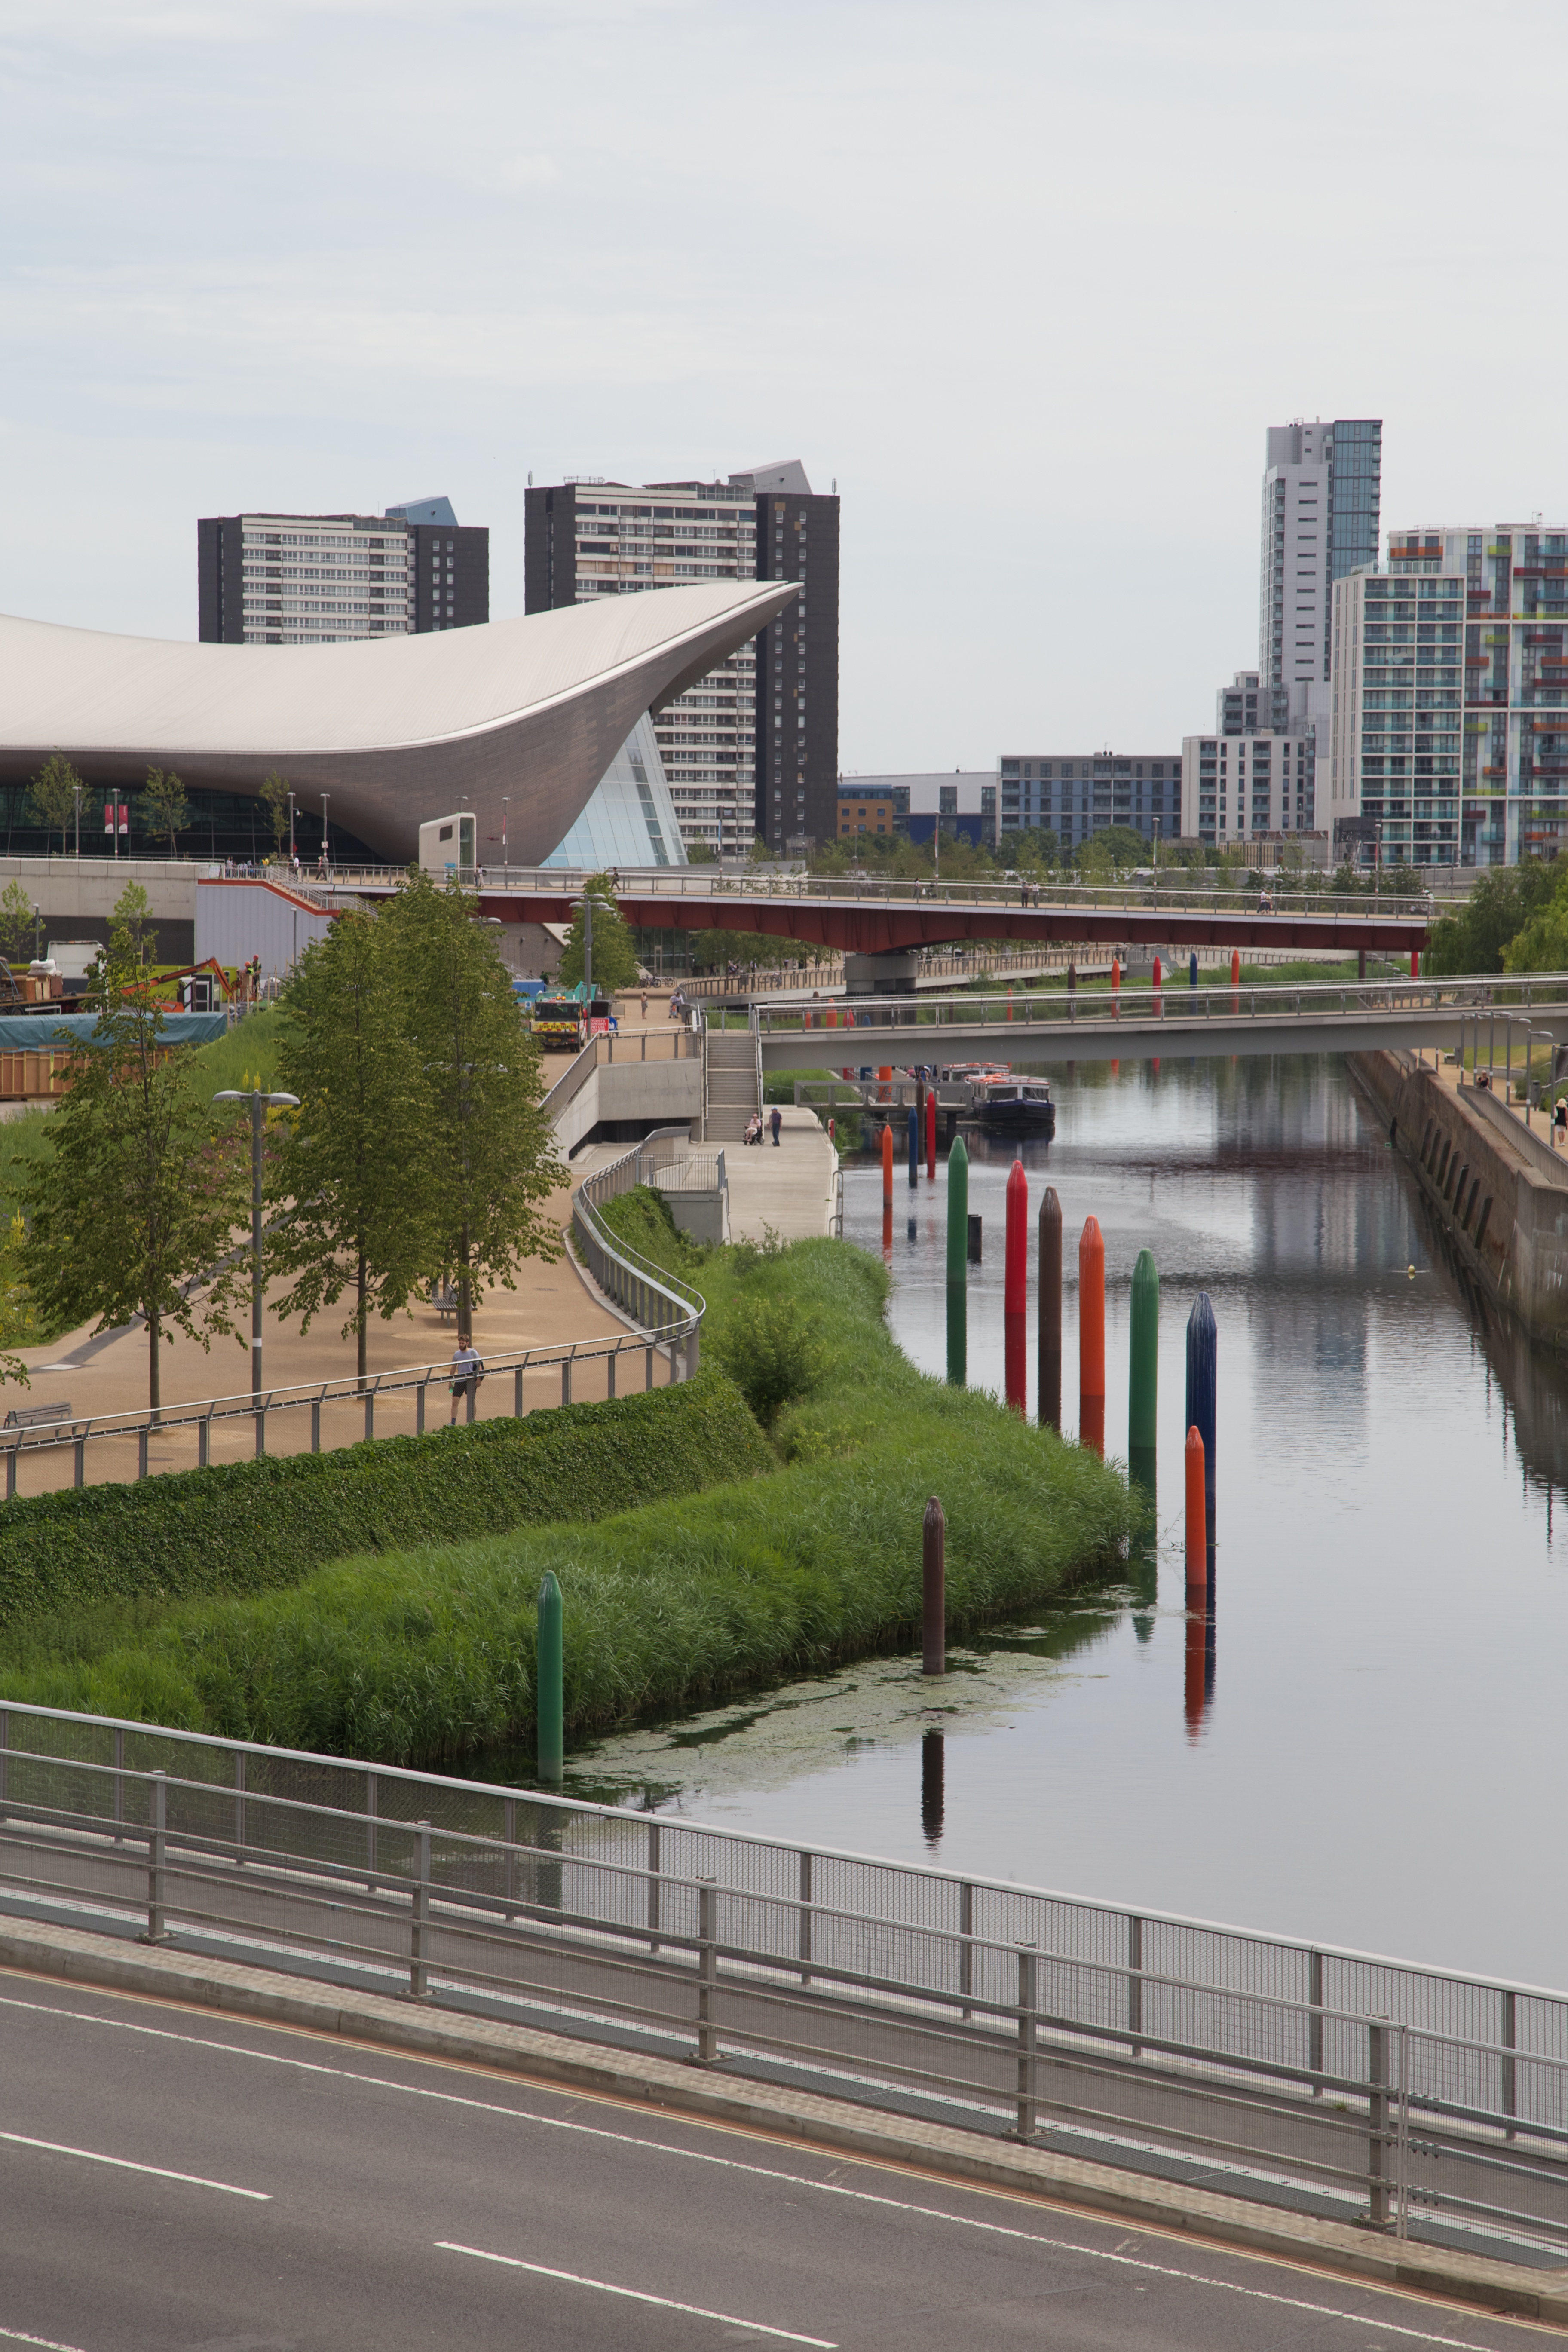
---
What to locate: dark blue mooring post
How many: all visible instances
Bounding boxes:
[1189,950,1199,989]
[1185,1292,1216,1540]
[908,1104,919,1187]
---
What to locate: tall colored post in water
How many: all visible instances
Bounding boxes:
[1183,1428,1207,1734]
[1038,1185,1063,1431]
[925,1085,937,1179]
[946,1133,968,1386]
[1079,1214,1105,1455]
[922,1494,946,1675]
[1129,1247,1158,1457]
[1004,1158,1028,1414]
[881,1119,894,1209]
[536,1570,564,1783]
[1185,1292,1217,1549]
[908,1104,919,1187]
[1189,950,1198,989]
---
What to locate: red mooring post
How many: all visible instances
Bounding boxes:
[1411,949,1419,980]
[1004,1158,1028,1414]
[1230,947,1240,984]
[1079,1215,1106,1455]
[925,1084,937,1180]
[881,1119,894,1207]
[922,1495,946,1676]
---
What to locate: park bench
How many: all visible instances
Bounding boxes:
[4,1400,71,1430]
[431,1288,459,1321]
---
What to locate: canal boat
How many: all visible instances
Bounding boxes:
[970,1076,1055,1138]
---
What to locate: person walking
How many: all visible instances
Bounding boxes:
[1066,959,1078,1022]
[769,1105,782,1146]
[448,1335,484,1424]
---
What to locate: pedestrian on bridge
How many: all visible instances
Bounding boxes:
[1067,960,1078,1020]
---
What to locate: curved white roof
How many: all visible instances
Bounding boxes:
[0,580,795,863]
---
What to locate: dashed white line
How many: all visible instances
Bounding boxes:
[0,2128,269,2201]
[437,2241,836,2346]
[0,1986,1531,2346]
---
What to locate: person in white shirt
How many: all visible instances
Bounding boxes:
[449,1337,484,1423]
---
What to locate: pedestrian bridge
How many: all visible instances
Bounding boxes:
[749,974,1568,1069]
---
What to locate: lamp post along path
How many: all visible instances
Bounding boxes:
[214,1087,299,1400]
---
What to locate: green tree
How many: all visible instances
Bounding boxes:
[685,841,717,864]
[27,753,82,857]
[1429,860,1559,974]
[381,871,564,1344]
[558,872,640,994]
[0,880,35,964]
[266,910,437,1384]
[259,771,291,859]
[111,879,153,964]
[141,766,190,858]
[20,922,250,1409]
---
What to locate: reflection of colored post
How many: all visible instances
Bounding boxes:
[1038,1185,1063,1431]
[1004,1158,1028,1413]
[537,1571,564,1783]
[1185,1292,1217,1544]
[1079,1214,1105,1455]
[1129,1247,1158,1452]
[922,1494,946,1675]
[920,1727,945,1848]
[908,1104,919,1186]
[925,1084,937,1179]
[946,1133,968,1386]
[882,1119,894,1207]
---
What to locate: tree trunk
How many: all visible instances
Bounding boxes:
[147,1307,160,1413]
[458,1224,472,1348]
[357,1247,367,1389]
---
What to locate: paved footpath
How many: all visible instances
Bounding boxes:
[0,1963,1550,2352]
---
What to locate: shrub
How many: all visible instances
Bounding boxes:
[710,1292,827,1427]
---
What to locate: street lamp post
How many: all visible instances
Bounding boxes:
[288,790,296,863]
[213,1086,300,1433]
[320,793,330,878]
[502,796,510,874]
[73,785,81,864]
[1152,815,1161,903]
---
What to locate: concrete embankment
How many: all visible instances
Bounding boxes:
[1351,1049,1568,1347]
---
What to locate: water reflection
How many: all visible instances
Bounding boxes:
[920,1727,944,1849]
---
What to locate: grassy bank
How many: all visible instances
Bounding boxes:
[0,1213,1133,1765]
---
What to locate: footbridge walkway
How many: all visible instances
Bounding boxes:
[750,973,1568,1071]
[477,869,1431,957]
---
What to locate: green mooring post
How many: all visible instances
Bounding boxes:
[1129,1247,1159,1453]
[946,1132,969,1387]
[536,1570,564,1784]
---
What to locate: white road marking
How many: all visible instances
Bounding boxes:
[0,1987,1531,2347]
[436,2240,836,2346]
[0,2328,89,2349]
[0,2127,269,2201]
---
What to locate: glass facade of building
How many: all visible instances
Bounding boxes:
[539,715,687,871]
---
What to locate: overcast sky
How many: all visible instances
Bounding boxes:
[5,0,1567,772]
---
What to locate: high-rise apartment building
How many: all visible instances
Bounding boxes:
[198,498,487,646]
[1180,730,1320,848]
[524,462,839,857]
[1260,420,1381,692]
[1329,526,1568,869]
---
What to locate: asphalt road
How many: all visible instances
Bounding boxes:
[0,1968,1554,2352]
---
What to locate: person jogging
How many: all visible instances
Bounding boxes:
[449,1336,484,1423]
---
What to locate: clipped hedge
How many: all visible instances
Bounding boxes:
[0,1371,772,1627]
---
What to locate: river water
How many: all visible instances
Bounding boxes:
[567,1057,1568,1991]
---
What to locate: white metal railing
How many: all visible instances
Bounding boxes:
[0,1329,677,1498]
[1456,1008,1568,1150]
[1,1706,1567,2262]
[753,973,1568,1044]
[570,1131,706,1372]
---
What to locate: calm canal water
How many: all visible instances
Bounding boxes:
[568,1057,1568,1991]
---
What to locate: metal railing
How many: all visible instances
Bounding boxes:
[0,1701,1565,2264]
[570,1131,706,1369]
[539,1025,699,1126]
[755,973,1568,1043]
[0,1330,683,1497]
[1457,1009,1568,1148]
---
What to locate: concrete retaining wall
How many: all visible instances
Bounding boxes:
[1351,1050,1568,1348]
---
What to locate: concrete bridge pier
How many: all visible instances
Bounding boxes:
[845,950,919,998]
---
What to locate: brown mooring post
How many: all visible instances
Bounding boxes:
[922,1495,946,1676]
[1038,1185,1063,1431]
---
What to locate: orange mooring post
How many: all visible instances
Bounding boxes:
[1111,956,1121,1019]
[1004,1159,1028,1414]
[1185,1426,1207,1600]
[1079,1215,1106,1454]
[925,1085,937,1179]
[881,1119,894,1207]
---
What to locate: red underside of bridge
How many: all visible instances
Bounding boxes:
[478,892,1430,956]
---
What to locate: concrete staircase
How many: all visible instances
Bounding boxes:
[704,1026,760,1142]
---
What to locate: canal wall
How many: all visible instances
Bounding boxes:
[1351,1050,1568,1348]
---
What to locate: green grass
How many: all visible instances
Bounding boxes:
[189,1007,283,1102]
[0,1211,1134,1766]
